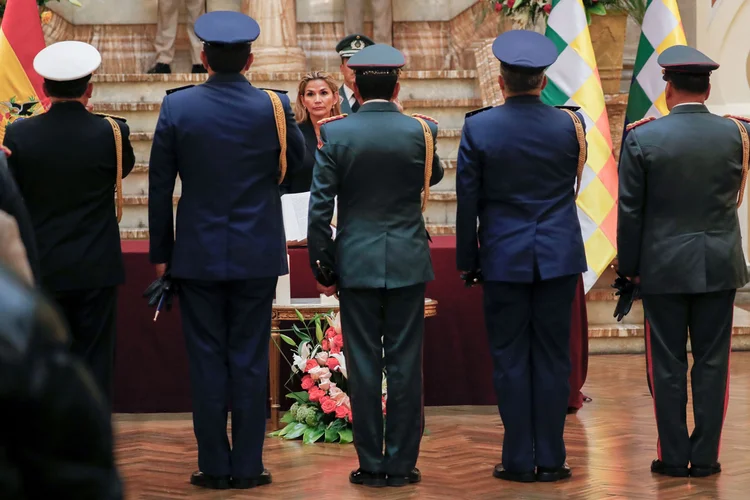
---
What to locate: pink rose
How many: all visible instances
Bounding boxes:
[301,375,314,390]
[332,335,344,349]
[348,409,353,422]
[329,386,346,403]
[315,351,329,366]
[326,357,340,371]
[335,405,349,419]
[308,387,325,403]
[494,2,502,11]
[304,359,318,373]
[506,0,515,7]
[321,339,330,351]
[543,3,551,13]
[307,366,331,381]
[318,375,332,391]
[325,327,337,339]
[330,345,341,355]
[321,398,337,414]
[340,396,351,410]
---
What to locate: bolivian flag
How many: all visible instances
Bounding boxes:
[0,0,49,143]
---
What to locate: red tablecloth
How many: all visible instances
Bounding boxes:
[114,237,587,413]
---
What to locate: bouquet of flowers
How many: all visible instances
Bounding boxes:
[481,0,631,27]
[270,311,387,444]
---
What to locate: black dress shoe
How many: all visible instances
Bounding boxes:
[387,468,421,486]
[191,64,208,74]
[189,471,230,490]
[690,462,721,478]
[349,469,387,488]
[537,464,572,482]
[493,464,536,483]
[651,459,689,478]
[147,63,171,74]
[231,469,272,489]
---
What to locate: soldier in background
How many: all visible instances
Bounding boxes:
[336,34,375,115]
[618,45,750,478]
[344,0,394,46]
[4,41,135,404]
[147,0,207,74]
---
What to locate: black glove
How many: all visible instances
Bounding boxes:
[315,261,338,287]
[612,271,640,322]
[143,267,178,312]
[460,269,484,288]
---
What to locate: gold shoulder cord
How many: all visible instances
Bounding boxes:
[413,117,434,212]
[104,117,123,223]
[561,109,586,199]
[263,90,288,184]
[725,117,749,207]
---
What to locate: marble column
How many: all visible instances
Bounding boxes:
[242,0,306,72]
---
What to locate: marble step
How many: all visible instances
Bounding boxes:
[118,192,459,228]
[92,99,482,132]
[129,129,463,167]
[90,71,481,103]
[123,159,458,196]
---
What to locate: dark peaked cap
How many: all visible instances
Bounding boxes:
[492,29,558,72]
[657,45,719,75]
[194,11,260,45]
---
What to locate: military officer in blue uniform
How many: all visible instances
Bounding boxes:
[456,30,587,483]
[148,11,305,490]
[618,46,749,478]
[308,44,443,488]
[336,34,375,114]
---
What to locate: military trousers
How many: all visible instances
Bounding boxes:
[339,283,425,476]
[178,277,277,479]
[154,0,205,65]
[53,286,117,406]
[344,0,393,45]
[483,274,578,472]
[642,290,734,468]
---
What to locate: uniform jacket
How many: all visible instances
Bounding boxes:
[339,85,355,115]
[3,102,135,292]
[618,104,750,294]
[308,101,444,289]
[0,264,121,500]
[456,95,587,282]
[148,73,305,280]
[279,118,316,195]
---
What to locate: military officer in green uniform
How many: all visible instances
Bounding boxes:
[308,44,443,488]
[335,34,375,114]
[618,45,750,479]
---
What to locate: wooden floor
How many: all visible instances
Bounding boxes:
[115,353,750,499]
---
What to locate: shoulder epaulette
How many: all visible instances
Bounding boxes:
[96,113,127,123]
[626,116,657,132]
[412,113,438,125]
[259,88,289,95]
[318,114,348,126]
[725,115,750,123]
[465,106,492,119]
[0,146,11,157]
[166,84,195,95]
[556,105,581,112]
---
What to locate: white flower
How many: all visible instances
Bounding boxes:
[292,342,312,373]
[315,351,329,366]
[308,366,331,382]
[331,353,347,379]
[329,385,347,403]
[339,395,351,409]
[319,375,332,391]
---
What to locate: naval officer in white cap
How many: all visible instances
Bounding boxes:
[3,41,135,406]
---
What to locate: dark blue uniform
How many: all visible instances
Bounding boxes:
[148,12,305,486]
[456,30,586,481]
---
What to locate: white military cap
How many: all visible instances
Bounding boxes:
[33,41,102,81]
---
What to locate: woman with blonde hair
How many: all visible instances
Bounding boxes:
[281,71,342,194]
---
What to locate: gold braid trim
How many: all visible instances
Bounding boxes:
[626,116,656,131]
[560,109,586,199]
[263,90,287,184]
[413,117,434,212]
[725,116,750,207]
[103,117,123,223]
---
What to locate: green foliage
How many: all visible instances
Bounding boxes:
[279,334,297,347]
[286,391,310,404]
[305,409,319,427]
[338,428,353,444]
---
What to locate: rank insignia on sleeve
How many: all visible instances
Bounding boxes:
[465,106,492,118]
[96,113,128,123]
[412,113,438,125]
[626,116,657,131]
[318,114,348,126]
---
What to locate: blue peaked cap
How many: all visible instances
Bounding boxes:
[492,30,558,71]
[194,11,260,45]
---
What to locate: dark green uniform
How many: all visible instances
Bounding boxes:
[308,103,443,477]
[619,105,749,472]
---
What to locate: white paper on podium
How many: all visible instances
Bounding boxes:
[281,192,310,243]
